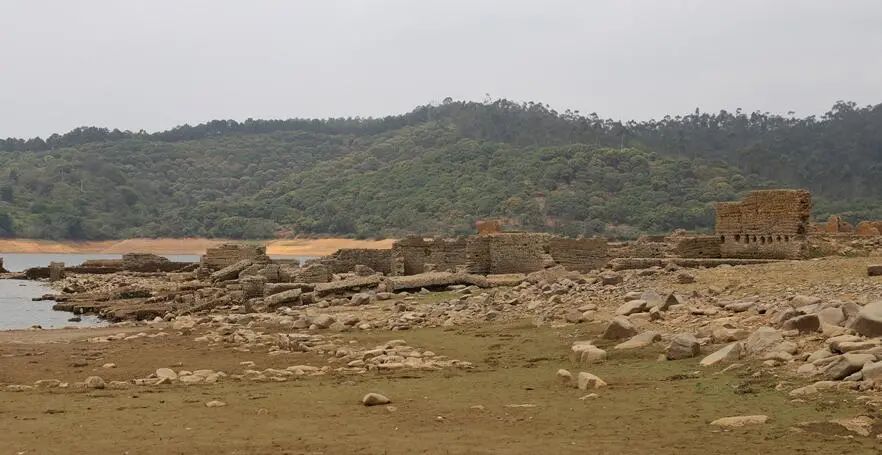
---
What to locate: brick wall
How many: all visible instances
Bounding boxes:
[201,244,267,270]
[390,237,469,275]
[548,237,608,272]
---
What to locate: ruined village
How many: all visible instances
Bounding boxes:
[4,189,882,453]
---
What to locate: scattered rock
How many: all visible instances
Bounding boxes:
[700,342,742,367]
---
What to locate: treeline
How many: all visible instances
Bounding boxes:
[0,98,880,240]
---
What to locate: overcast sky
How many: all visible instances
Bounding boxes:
[1,0,881,138]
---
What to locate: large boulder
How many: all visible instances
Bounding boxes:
[576,372,607,390]
[666,334,700,360]
[849,301,882,337]
[602,317,638,340]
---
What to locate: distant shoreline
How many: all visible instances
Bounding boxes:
[0,238,396,257]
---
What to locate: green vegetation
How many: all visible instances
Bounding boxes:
[0,99,880,240]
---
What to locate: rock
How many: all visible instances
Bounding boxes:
[311,314,335,329]
[350,293,372,306]
[571,341,608,364]
[781,314,820,334]
[556,369,573,385]
[206,400,227,407]
[641,290,664,309]
[599,272,622,286]
[710,415,769,428]
[576,372,607,390]
[156,368,178,381]
[614,331,661,350]
[101,363,116,369]
[744,327,783,355]
[700,342,743,367]
[724,301,755,313]
[821,353,876,380]
[616,300,648,316]
[849,301,882,337]
[861,361,882,383]
[564,309,585,323]
[362,393,391,406]
[868,265,882,277]
[264,289,302,308]
[666,334,700,360]
[84,376,105,389]
[817,307,845,326]
[602,317,638,340]
[676,272,695,284]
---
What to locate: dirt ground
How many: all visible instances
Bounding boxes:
[0,237,395,256]
[3,318,881,454]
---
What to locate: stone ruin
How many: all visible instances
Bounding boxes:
[715,189,812,259]
[314,232,609,277]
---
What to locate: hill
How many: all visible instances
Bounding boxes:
[0,99,880,240]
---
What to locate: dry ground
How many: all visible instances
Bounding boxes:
[2,319,880,454]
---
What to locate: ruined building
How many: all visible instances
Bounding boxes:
[715,189,811,259]
[316,233,609,276]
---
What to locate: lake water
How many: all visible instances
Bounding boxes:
[0,252,315,331]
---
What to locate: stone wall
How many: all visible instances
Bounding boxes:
[201,244,267,270]
[317,248,392,274]
[548,237,608,272]
[715,189,812,259]
[388,233,607,275]
[391,237,469,275]
[672,236,722,259]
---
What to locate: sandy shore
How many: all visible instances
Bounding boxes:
[0,237,396,257]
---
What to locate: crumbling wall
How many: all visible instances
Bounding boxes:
[390,237,469,275]
[715,189,812,259]
[201,244,267,270]
[485,233,554,274]
[317,248,392,274]
[548,237,608,272]
[672,236,722,259]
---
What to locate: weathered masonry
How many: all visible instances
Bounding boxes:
[715,189,811,259]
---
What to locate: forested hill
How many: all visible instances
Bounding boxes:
[0,99,880,240]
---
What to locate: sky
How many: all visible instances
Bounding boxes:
[1,0,881,138]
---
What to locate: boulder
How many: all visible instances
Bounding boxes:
[850,301,882,337]
[556,369,573,385]
[781,314,820,333]
[744,327,783,355]
[700,342,743,367]
[614,331,661,350]
[362,393,391,406]
[571,341,608,364]
[564,309,585,324]
[84,376,105,389]
[817,307,845,326]
[861,361,882,383]
[311,314,335,329]
[869,265,882,277]
[821,353,876,380]
[666,333,700,360]
[602,317,638,340]
[599,272,623,286]
[576,372,607,390]
[156,368,178,380]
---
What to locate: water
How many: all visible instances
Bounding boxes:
[0,280,105,330]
